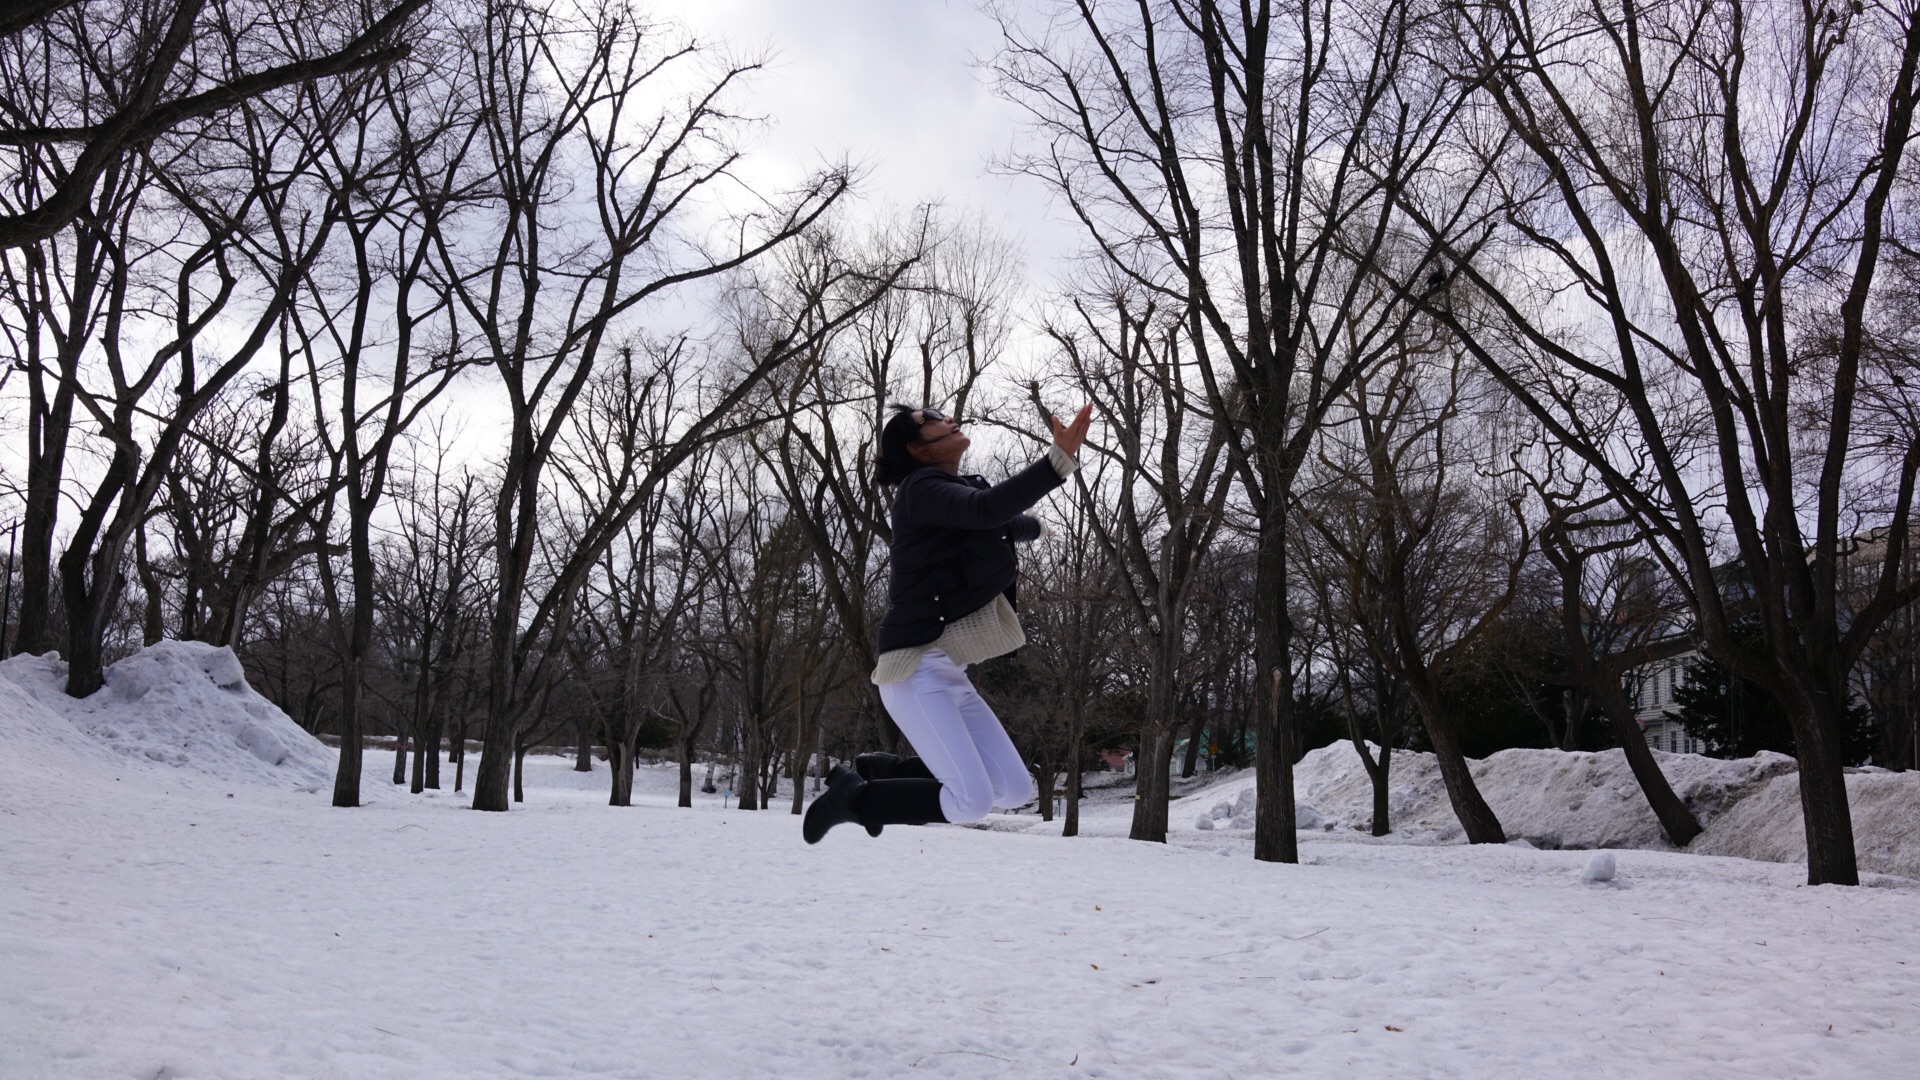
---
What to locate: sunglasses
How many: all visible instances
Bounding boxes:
[912,408,960,445]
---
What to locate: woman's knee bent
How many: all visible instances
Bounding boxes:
[940,781,996,823]
[992,770,1034,810]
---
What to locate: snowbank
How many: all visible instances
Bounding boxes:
[1187,741,1920,878]
[1691,768,1920,879]
[0,641,332,792]
[1192,782,1323,831]
[0,662,123,779]
[1190,743,1795,848]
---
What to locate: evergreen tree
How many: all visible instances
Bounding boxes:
[1667,619,1874,762]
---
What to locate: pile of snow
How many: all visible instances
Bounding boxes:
[1229,742,1797,849]
[0,640,333,792]
[1193,784,1324,831]
[0,663,123,779]
[1188,741,1920,878]
[1691,768,1920,879]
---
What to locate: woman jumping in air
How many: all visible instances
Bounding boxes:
[803,402,1093,843]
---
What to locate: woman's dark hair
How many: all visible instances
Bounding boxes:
[875,403,933,487]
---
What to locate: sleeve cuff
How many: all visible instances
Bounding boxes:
[1046,444,1079,479]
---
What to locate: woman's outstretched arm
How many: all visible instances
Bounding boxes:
[902,456,1067,531]
[900,405,1091,531]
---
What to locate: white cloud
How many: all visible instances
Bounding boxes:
[655,0,1080,273]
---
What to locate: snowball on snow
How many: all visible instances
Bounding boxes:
[1582,852,1617,882]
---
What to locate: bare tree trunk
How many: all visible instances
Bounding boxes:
[333,658,365,808]
[1253,547,1300,864]
[1063,701,1086,837]
[1128,722,1177,842]
[1558,689,1584,753]
[423,703,444,791]
[409,666,435,794]
[1407,680,1503,844]
[1795,688,1863,886]
[58,540,124,699]
[610,740,635,807]
[13,373,72,657]
[1592,684,1701,846]
[135,524,165,646]
[736,717,761,811]
[1366,744,1392,837]
[452,717,467,792]
[1543,528,1703,846]
[1261,666,1302,857]
[1129,634,1187,841]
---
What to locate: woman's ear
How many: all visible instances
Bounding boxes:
[905,440,930,464]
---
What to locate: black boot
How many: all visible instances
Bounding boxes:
[828,763,883,837]
[854,752,936,782]
[803,768,868,844]
[856,778,947,826]
[850,756,932,836]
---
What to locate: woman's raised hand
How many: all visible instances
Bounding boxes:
[1050,403,1094,457]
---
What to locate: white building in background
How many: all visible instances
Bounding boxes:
[1629,650,1704,755]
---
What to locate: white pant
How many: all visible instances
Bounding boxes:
[877,650,1033,822]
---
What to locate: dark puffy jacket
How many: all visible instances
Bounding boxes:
[874,456,1066,653]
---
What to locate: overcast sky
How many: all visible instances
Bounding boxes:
[656,0,1081,280]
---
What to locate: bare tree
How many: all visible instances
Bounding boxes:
[1044,283,1235,842]
[284,40,470,806]
[159,372,333,648]
[37,63,365,696]
[1293,338,1528,842]
[1297,520,1411,835]
[559,356,711,807]
[753,215,994,755]
[379,453,485,794]
[992,0,1496,861]
[0,152,136,658]
[990,485,1128,835]
[423,0,877,811]
[0,0,426,248]
[664,614,723,808]
[1528,483,1702,845]
[1429,0,1920,883]
[691,454,825,812]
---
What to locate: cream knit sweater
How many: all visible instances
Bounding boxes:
[870,445,1078,685]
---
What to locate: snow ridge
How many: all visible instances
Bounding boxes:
[0,641,333,792]
[1174,742,1920,878]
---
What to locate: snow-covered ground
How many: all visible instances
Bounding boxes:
[5,646,1920,1078]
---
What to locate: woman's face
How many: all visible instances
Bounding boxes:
[909,412,969,468]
